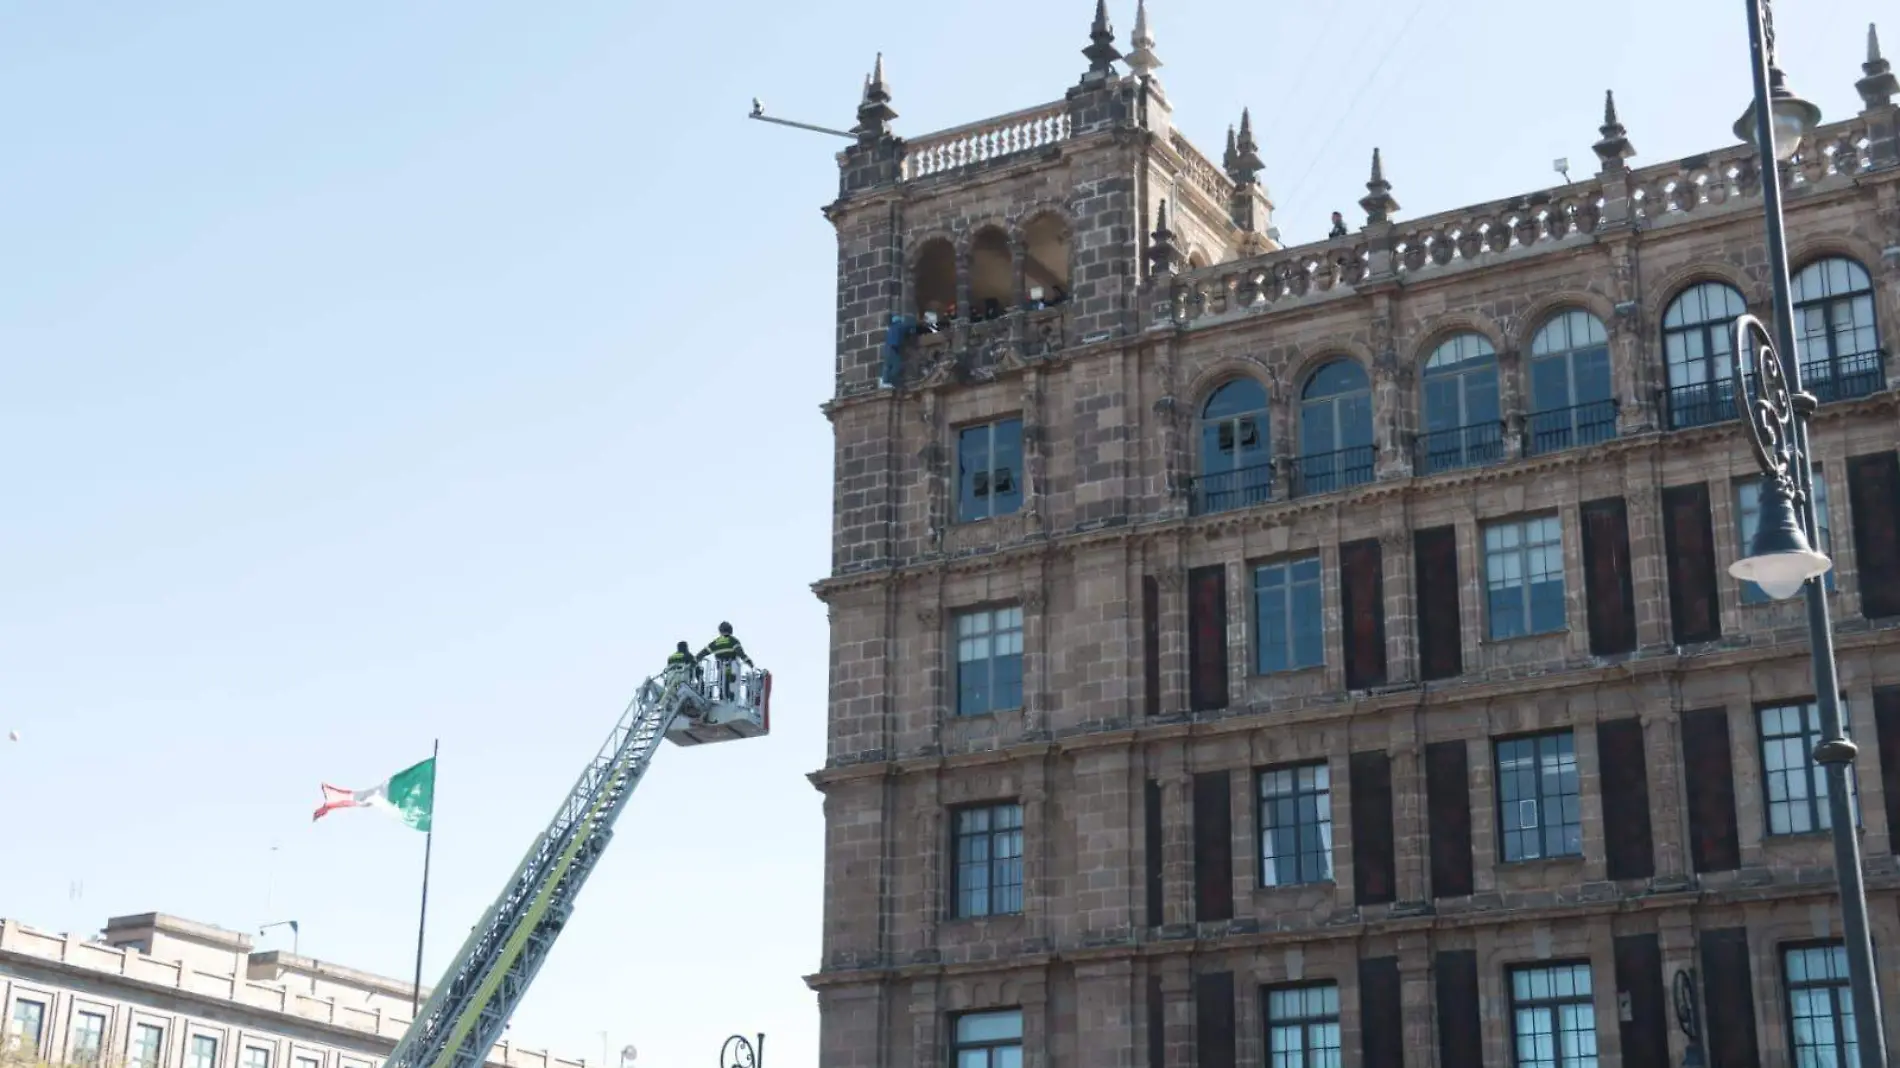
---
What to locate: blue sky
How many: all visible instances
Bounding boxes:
[0,1,1887,1066]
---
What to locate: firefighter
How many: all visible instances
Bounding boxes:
[665,641,698,683]
[697,622,753,701]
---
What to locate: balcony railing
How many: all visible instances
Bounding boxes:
[1189,463,1273,516]
[1525,399,1619,457]
[1665,377,1749,430]
[1416,422,1505,475]
[1804,350,1887,404]
[1292,445,1376,498]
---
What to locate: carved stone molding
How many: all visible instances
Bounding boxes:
[917,606,942,628]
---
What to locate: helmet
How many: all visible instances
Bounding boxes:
[718,622,733,635]
[676,641,690,652]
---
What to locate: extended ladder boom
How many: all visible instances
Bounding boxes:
[383,662,770,1068]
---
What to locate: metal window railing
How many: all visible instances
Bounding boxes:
[1188,463,1273,516]
[1416,421,1505,475]
[1292,445,1376,498]
[1524,399,1619,457]
[1803,350,1886,404]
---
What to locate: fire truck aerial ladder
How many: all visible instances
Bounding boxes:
[382,660,772,1068]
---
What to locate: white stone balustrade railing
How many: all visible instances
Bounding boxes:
[1170,130,1234,205]
[904,101,1071,180]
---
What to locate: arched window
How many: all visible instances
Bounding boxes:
[1195,378,1272,514]
[1526,310,1616,455]
[1662,281,1748,429]
[1792,257,1882,402]
[913,239,956,329]
[1022,215,1071,308]
[1418,333,1501,474]
[969,228,1013,322]
[1297,359,1374,496]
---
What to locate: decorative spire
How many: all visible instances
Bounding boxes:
[1359,148,1399,225]
[1229,108,1264,186]
[1147,198,1182,276]
[1081,0,1121,80]
[1126,0,1162,82]
[1860,23,1899,109]
[1223,126,1238,175]
[853,53,898,143]
[1592,89,1635,170]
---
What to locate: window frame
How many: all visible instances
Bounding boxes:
[129,1023,166,1068]
[1782,941,1857,1068]
[1483,514,1568,640]
[1419,333,1503,473]
[955,417,1025,524]
[71,1010,107,1065]
[188,1034,220,1068]
[1494,730,1584,863]
[1757,699,1858,836]
[7,997,46,1054]
[953,604,1025,717]
[1296,358,1375,495]
[241,1047,272,1068]
[1196,378,1273,513]
[1260,982,1342,1068]
[1791,257,1881,399]
[1526,310,1616,454]
[1251,555,1324,674]
[1507,961,1599,1068]
[1661,281,1749,429]
[1256,762,1334,887]
[949,801,1025,919]
[948,1008,1024,1068]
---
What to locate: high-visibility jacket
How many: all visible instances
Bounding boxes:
[666,651,695,669]
[699,635,749,662]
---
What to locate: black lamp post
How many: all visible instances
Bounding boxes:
[718,1034,764,1068]
[1673,968,1706,1068]
[1727,1,1890,1064]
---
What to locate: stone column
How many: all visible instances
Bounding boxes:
[910,978,942,1068]
[1161,763,1194,929]
[1076,959,1138,1068]
[1021,758,1052,951]
[1073,746,1137,939]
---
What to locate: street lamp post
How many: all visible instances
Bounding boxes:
[1728,1,1890,1064]
[718,1034,764,1068]
[1673,968,1706,1068]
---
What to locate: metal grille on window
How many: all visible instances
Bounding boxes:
[956,606,1025,716]
[1496,732,1582,861]
[1264,984,1341,1068]
[1259,764,1333,886]
[1510,964,1597,1068]
[1785,943,1858,1068]
[954,803,1024,917]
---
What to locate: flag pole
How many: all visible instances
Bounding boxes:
[411,738,438,1016]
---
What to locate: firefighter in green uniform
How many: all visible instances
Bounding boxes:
[665,640,698,686]
[697,622,753,701]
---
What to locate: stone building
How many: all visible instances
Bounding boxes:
[0,913,580,1068]
[809,4,1900,1067]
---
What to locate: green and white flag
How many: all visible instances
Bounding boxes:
[312,757,435,832]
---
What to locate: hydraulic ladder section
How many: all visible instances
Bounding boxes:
[383,662,771,1068]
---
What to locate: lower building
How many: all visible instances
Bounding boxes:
[0,913,582,1068]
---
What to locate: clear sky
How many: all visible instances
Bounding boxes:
[0,2,1887,1067]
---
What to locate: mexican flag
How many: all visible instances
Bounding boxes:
[312,757,436,832]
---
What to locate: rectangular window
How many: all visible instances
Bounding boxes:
[130,1025,165,1068]
[71,1012,106,1065]
[1736,470,1835,602]
[1144,779,1164,927]
[8,999,45,1053]
[1339,538,1387,689]
[189,1036,219,1068]
[1579,497,1637,656]
[1358,958,1403,1068]
[242,1048,270,1068]
[956,418,1024,523]
[1784,943,1857,1068]
[1496,732,1582,862]
[1847,450,1900,618]
[1414,525,1464,679]
[1424,739,1474,897]
[1509,963,1598,1068]
[1662,482,1722,644]
[1595,718,1654,881]
[1141,575,1161,717]
[1759,700,1857,835]
[1262,984,1340,1068]
[1700,928,1761,1066]
[294,1058,319,1068]
[1681,707,1741,872]
[1252,556,1323,673]
[1188,565,1230,711]
[950,1009,1022,1068]
[1256,764,1332,887]
[955,606,1023,716]
[1192,771,1235,922]
[950,803,1023,918]
[1436,951,1482,1068]
[1196,973,1237,1068]
[1612,934,1670,1068]
[1484,515,1566,639]
[1348,750,1396,905]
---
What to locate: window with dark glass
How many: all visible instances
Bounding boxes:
[1197,378,1272,514]
[951,1010,1023,1068]
[130,1025,165,1068]
[951,802,1023,918]
[1662,282,1748,430]
[189,1036,219,1068]
[1784,943,1858,1068]
[1509,963,1599,1068]
[957,419,1024,523]
[241,1049,270,1068]
[1263,984,1341,1068]
[1484,515,1566,639]
[1419,333,1502,473]
[955,606,1023,715]
[1258,763,1332,886]
[1527,311,1615,455]
[1296,359,1374,496]
[71,1012,106,1065]
[1253,556,1323,673]
[1736,469,1835,603]
[1792,257,1882,403]
[1759,700,1858,835]
[1496,732,1582,861]
[7,999,44,1054]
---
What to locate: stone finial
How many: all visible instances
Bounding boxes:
[1126,0,1162,82]
[1081,0,1121,79]
[1359,147,1398,225]
[1147,198,1182,276]
[852,53,898,143]
[1229,108,1264,186]
[1592,89,1636,170]
[1860,24,1899,110]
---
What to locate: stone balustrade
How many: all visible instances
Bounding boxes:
[903,101,1072,180]
[1169,130,1234,205]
